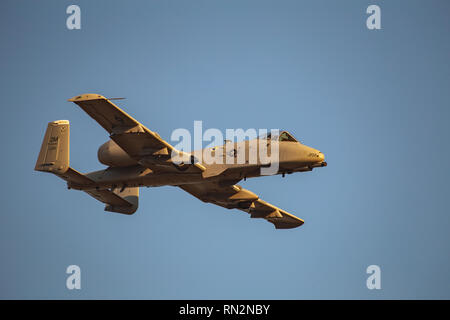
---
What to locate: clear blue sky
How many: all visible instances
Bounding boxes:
[1,0,449,299]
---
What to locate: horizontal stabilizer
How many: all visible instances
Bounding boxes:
[100,186,139,215]
[35,120,139,214]
[59,168,139,214]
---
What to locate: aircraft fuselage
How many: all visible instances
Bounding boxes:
[69,138,326,191]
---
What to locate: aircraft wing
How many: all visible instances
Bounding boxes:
[68,94,205,173]
[179,182,304,229]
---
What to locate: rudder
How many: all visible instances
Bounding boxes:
[35,120,70,174]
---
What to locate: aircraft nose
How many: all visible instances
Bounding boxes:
[318,152,325,162]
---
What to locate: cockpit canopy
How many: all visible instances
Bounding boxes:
[259,131,299,142]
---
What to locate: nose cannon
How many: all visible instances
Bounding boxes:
[310,161,327,168]
[309,151,326,167]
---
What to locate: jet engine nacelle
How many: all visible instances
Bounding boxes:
[98,140,137,167]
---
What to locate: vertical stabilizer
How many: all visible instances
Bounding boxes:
[35,120,70,174]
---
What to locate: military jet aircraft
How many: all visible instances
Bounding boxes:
[35,94,326,229]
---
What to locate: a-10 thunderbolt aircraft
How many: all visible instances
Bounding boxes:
[35,94,326,229]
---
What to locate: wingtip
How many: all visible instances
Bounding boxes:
[68,94,106,102]
[49,120,70,125]
[272,219,305,229]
